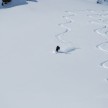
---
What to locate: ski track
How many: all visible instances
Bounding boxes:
[69,9,108,82]
[65,10,108,81]
[100,60,108,69]
[96,41,108,53]
[55,11,77,54]
[88,10,108,82]
[94,25,108,37]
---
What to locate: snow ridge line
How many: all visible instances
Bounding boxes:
[89,12,108,69]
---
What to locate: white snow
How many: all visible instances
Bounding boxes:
[0,0,108,108]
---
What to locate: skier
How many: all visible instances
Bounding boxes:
[56,46,60,52]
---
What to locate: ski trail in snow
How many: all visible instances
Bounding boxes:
[65,10,108,69]
[94,25,108,37]
[96,41,108,53]
[55,11,78,54]
[55,11,75,44]
[94,26,108,69]
[71,9,108,82]
[87,10,108,82]
[88,11,108,69]
[100,60,108,69]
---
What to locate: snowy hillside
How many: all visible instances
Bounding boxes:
[0,0,108,108]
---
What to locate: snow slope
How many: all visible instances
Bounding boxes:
[0,0,108,108]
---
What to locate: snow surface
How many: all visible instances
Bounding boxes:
[0,0,108,108]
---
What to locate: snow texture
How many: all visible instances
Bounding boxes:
[0,0,108,108]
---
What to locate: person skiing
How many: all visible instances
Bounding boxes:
[56,46,60,52]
